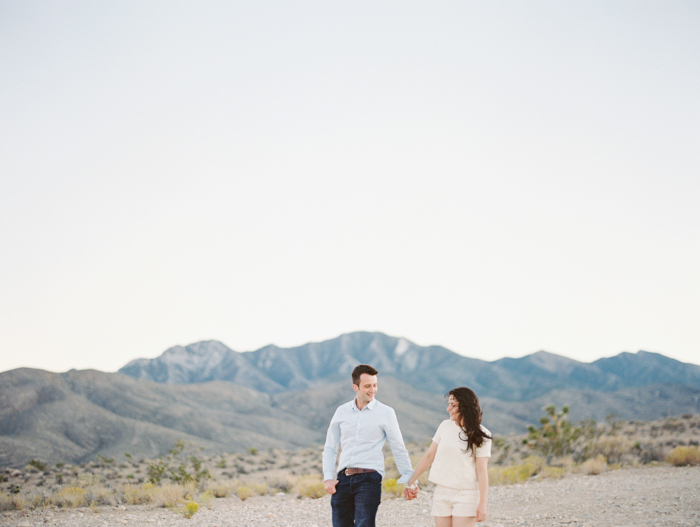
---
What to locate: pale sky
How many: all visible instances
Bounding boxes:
[1,1,699,374]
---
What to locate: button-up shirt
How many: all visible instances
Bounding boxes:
[322,398,414,483]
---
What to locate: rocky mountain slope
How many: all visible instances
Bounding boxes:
[119,332,700,401]
[3,366,700,468]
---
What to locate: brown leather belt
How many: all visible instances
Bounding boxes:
[344,467,377,476]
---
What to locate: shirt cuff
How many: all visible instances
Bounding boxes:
[324,471,337,481]
[397,471,414,484]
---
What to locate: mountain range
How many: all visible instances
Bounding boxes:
[119,331,700,401]
[2,331,699,468]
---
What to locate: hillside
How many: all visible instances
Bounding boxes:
[2,366,700,468]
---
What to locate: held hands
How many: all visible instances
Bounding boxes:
[324,479,338,495]
[403,483,418,500]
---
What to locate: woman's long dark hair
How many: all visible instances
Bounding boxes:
[448,387,492,454]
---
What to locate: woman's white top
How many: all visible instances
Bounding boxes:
[428,419,491,490]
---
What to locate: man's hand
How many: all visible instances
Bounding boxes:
[476,502,487,522]
[403,487,418,500]
[324,479,338,495]
[403,483,418,500]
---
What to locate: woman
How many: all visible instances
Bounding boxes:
[404,387,492,527]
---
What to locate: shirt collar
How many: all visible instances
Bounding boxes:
[351,398,377,411]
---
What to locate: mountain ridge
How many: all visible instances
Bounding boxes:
[118,331,700,401]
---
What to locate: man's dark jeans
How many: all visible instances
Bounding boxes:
[331,471,382,527]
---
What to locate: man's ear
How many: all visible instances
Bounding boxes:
[352,384,359,393]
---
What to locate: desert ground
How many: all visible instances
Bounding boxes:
[1,465,699,527]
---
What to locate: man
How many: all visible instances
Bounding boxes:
[323,364,415,527]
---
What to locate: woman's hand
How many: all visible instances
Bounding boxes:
[403,482,418,500]
[476,501,487,522]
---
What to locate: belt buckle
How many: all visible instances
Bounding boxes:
[345,468,351,476]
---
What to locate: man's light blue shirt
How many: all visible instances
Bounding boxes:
[322,398,414,483]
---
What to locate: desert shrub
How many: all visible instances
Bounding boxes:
[521,455,545,475]
[666,446,700,467]
[489,461,539,486]
[152,483,195,508]
[268,476,295,493]
[148,440,211,485]
[293,475,325,499]
[76,473,102,488]
[235,484,253,501]
[381,478,404,498]
[84,485,115,506]
[199,489,215,508]
[252,482,269,496]
[523,405,582,462]
[123,483,155,505]
[96,454,115,465]
[0,493,15,511]
[540,466,565,479]
[588,436,634,464]
[580,454,607,475]
[25,459,47,473]
[205,482,233,498]
[50,487,88,508]
[179,498,199,518]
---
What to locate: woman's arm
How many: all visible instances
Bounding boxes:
[407,440,438,487]
[475,456,489,522]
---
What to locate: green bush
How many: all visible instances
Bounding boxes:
[147,440,211,485]
[27,460,47,472]
[523,405,582,462]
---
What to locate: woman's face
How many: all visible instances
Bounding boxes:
[447,395,460,422]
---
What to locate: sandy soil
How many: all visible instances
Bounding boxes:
[2,465,698,527]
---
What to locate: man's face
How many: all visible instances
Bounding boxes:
[353,373,378,404]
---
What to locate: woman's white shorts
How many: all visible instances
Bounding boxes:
[431,484,480,517]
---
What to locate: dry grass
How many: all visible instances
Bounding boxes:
[84,484,117,506]
[489,455,544,486]
[540,466,566,479]
[234,484,253,501]
[588,436,634,464]
[0,493,19,511]
[580,454,607,475]
[49,487,88,508]
[205,481,234,498]
[489,464,535,485]
[123,483,155,505]
[152,482,196,508]
[666,446,700,467]
[294,475,326,499]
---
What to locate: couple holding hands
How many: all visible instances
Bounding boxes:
[323,364,492,527]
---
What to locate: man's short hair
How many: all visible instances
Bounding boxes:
[352,364,378,386]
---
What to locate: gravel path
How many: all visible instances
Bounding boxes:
[2,466,698,527]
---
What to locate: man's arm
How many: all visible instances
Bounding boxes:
[384,407,414,484]
[322,409,341,494]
